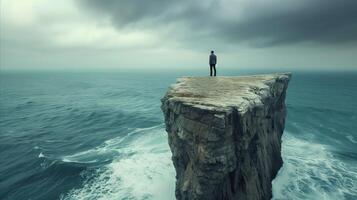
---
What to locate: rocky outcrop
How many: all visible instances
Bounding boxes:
[161,73,291,200]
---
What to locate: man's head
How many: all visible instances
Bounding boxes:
[211,50,214,54]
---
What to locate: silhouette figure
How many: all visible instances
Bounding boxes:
[209,50,217,76]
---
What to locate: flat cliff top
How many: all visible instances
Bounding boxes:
[163,73,291,113]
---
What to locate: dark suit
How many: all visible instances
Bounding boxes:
[209,54,217,76]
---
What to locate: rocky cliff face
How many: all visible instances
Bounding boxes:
[161,73,291,200]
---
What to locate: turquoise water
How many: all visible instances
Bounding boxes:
[0,70,356,200]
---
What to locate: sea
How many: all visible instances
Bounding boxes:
[0,69,356,200]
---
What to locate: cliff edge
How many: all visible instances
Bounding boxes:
[161,73,291,200]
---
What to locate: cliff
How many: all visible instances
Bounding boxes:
[161,73,291,200]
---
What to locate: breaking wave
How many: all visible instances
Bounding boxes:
[273,133,357,200]
[61,125,175,200]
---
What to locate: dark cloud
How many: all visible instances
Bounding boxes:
[78,0,357,46]
[77,0,184,25]
[219,0,357,46]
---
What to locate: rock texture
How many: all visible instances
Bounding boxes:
[161,73,291,200]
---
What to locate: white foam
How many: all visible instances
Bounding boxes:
[346,135,357,144]
[38,152,45,158]
[61,125,162,164]
[62,127,357,200]
[272,133,357,200]
[61,125,175,200]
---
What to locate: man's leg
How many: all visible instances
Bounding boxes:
[214,65,216,76]
[210,65,213,76]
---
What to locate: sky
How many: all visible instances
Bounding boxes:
[1,0,357,71]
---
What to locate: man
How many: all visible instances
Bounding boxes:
[209,50,217,76]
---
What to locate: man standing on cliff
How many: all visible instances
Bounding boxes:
[209,50,217,76]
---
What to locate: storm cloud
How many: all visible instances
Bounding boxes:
[78,0,357,46]
[1,0,357,70]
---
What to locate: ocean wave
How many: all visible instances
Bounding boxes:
[38,152,45,158]
[61,124,175,200]
[272,133,357,200]
[61,124,164,164]
[287,104,355,118]
[61,127,357,200]
[14,100,36,110]
[346,135,357,144]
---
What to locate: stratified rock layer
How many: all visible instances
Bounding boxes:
[161,73,291,200]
